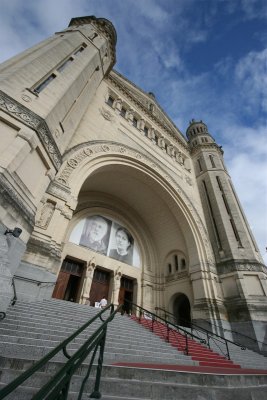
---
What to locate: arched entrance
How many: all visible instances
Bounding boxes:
[173,294,191,327]
[52,144,216,316]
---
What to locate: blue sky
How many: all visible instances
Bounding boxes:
[0,0,266,263]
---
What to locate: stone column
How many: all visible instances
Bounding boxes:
[79,260,96,305]
[111,266,122,306]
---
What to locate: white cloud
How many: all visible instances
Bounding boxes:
[235,48,267,114]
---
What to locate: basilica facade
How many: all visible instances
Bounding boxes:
[0,16,266,350]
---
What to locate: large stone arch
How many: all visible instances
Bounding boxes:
[24,140,223,320]
[48,141,215,269]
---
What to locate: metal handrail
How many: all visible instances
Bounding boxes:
[200,318,267,347]
[0,304,122,399]
[154,306,246,360]
[126,301,207,356]
[13,275,58,287]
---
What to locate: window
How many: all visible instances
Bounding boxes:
[197,159,203,172]
[181,259,186,269]
[133,117,138,128]
[120,107,126,118]
[209,155,216,168]
[57,57,74,73]
[73,44,86,55]
[154,135,159,145]
[174,255,179,271]
[168,263,172,274]
[34,74,56,93]
[107,96,114,107]
[144,126,149,137]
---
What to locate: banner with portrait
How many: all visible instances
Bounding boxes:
[69,215,141,267]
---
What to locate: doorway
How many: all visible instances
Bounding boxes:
[173,294,191,327]
[118,277,134,314]
[52,258,84,302]
[89,268,110,306]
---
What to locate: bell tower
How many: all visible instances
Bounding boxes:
[0,16,117,315]
[186,120,267,350]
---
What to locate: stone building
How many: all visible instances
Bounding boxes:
[0,16,266,350]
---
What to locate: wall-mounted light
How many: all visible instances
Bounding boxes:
[4,227,22,238]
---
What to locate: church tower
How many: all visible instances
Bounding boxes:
[187,120,267,346]
[0,16,117,313]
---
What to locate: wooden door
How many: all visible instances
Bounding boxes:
[52,271,70,299]
[89,268,110,306]
[118,277,134,313]
[118,287,125,305]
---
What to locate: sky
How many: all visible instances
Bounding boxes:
[0,0,266,263]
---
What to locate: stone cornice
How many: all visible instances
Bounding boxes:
[107,71,189,153]
[190,142,224,156]
[0,91,62,170]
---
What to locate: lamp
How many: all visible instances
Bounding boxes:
[4,227,22,238]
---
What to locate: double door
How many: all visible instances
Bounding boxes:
[118,277,134,313]
[89,268,110,306]
[52,259,84,302]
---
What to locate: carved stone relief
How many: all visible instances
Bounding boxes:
[36,201,55,229]
[99,107,114,121]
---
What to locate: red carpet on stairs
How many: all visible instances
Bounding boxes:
[131,315,241,370]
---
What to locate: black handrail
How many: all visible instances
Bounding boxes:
[200,318,267,348]
[13,275,57,287]
[154,306,246,360]
[126,301,207,356]
[0,304,122,399]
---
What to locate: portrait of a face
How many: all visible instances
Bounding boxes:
[88,216,109,242]
[79,215,111,255]
[115,228,132,255]
[70,215,140,266]
[108,225,134,264]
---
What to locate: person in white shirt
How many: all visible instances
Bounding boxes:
[99,296,107,308]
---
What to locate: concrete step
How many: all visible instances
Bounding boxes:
[1,362,267,400]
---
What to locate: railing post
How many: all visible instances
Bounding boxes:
[206,333,210,349]
[11,278,17,306]
[225,339,230,360]
[152,314,155,332]
[166,324,170,343]
[184,333,189,355]
[90,327,107,399]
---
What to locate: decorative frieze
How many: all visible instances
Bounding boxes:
[217,260,267,275]
[0,91,62,170]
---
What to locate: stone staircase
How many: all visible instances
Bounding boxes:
[0,299,267,399]
[134,316,267,371]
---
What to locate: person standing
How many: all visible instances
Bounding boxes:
[99,296,107,309]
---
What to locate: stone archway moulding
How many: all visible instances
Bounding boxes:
[47,140,216,270]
